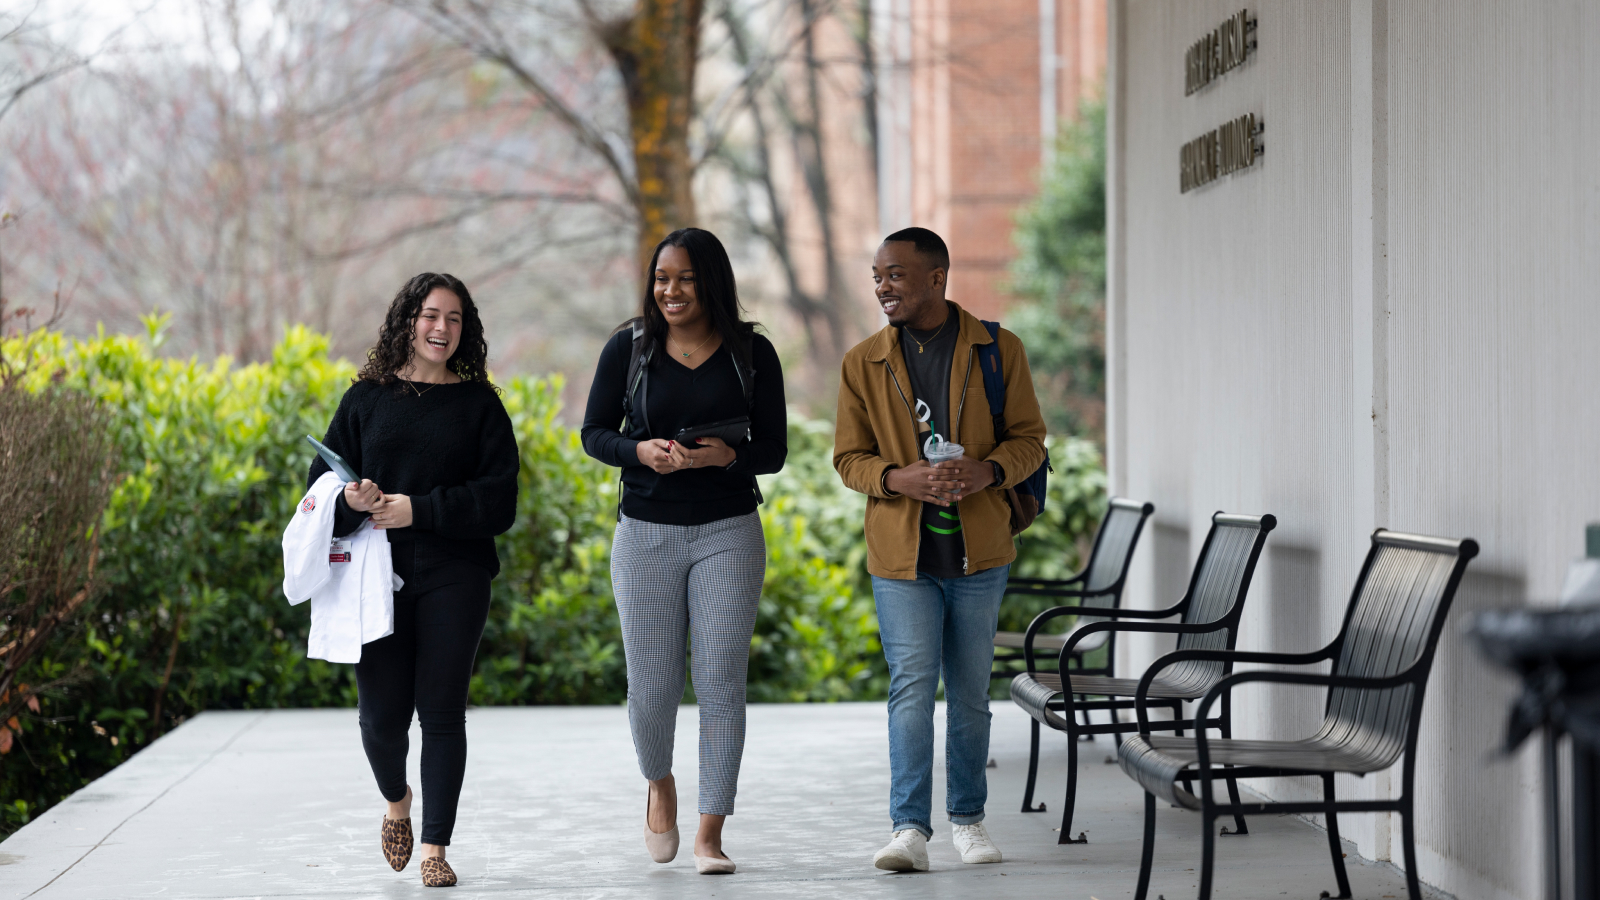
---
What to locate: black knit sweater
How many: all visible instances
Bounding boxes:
[306,379,519,577]
[581,330,787,525]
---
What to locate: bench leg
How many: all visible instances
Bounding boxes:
[1198,806,1217,899]
[1134,791,1157,900]
[1219,698,1249,836]
[1321,774,1352,898]
[1221,777,1249,836]
[1021,717,1047,812]
[1057,725,1087,843]
[1401,804,1422,900]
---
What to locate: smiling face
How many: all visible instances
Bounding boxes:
[652,244,708,329]
[872,241,947,329]
[410,287,463,370]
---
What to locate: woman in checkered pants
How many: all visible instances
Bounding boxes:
[580,228,787,875]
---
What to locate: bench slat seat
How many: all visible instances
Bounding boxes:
[1019,672,1213,708]
[1120,734,1400,810]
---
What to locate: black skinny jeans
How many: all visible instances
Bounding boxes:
[355,540,490,846]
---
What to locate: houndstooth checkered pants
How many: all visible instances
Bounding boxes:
[611,511,766,816]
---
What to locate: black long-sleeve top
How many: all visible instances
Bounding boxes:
[307,379,519,578]
[581,330,787,525]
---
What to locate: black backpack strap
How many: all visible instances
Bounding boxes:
[732,331,763,504]
[619,318,652,437]
[977,320,1007,440]
[613,318,651,520]
[730,330,756,408]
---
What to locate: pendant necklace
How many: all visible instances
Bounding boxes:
[670,331,714,358]
[907,316,948,354]
[404,370,444,398]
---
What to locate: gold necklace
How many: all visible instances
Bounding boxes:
[905,315,949,354]
[669,331,715,358]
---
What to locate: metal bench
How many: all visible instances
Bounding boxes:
[1010,511,1276,843]
[994,497,1155,688]
[1118,529,1478,900]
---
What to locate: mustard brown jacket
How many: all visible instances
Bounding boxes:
[833,302,1048,580]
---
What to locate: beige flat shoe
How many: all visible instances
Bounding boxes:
[644,788,679,864]
[695,854,737,875]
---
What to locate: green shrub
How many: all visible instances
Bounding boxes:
[748,497,884,701]
[1,318,357,833]
[472,375,624,706]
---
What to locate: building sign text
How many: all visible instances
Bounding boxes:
[1185,10,1256,95]
[1180,113,1262,193]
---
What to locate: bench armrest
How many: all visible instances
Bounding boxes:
[1187,668,1424,784]
[1007,572,1086,588]
[1132,647,1337,731]
[1058,620,1235,667]
[1019,602,1188,671]
[1004,584,1106,599]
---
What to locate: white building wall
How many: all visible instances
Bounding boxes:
[1107,2,1600,898]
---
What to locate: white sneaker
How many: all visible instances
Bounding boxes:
[951,822,1002,864]
[873,829,929,872]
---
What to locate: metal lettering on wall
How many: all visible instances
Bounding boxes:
[1185,9,1256,95]
[1179,114,1264,193]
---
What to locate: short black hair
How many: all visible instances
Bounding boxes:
[882,227,950,271]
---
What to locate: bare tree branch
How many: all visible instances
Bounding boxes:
[392,1,642,211]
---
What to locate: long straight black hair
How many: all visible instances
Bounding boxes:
[639,228,757,355]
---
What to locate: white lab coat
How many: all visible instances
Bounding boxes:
[282,472,399,663]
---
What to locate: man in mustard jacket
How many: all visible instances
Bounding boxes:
[834,227,1048,871]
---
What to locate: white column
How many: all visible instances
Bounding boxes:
[1349,0,1392,863]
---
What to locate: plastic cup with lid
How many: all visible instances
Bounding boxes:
[923,433,965,466]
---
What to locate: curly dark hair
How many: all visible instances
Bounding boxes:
[639,228,757,354]
[357,273,494,388]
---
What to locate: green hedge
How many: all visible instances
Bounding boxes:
[0,322,1105,833]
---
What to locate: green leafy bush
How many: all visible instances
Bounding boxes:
[472,375,623,706]
[1,319,357,833]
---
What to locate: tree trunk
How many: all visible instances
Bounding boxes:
[599,0,704,272]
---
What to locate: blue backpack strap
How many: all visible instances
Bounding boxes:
[977,320,1007,438]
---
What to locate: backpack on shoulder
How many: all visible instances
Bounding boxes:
[975,320,1051,535]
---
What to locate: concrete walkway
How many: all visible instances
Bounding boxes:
[1,702,1434,899]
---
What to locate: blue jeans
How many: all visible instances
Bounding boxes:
[872,564,1009,837]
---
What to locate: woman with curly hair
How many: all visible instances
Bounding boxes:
[307,272,518,888]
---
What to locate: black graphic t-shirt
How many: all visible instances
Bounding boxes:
[899,305,966,578]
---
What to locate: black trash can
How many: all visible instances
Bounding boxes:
[1471,606,1600,900]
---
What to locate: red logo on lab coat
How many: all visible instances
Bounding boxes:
[300,496,316,513]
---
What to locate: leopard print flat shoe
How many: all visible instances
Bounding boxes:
[381,816,413,871]
[420,857,457,887]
